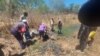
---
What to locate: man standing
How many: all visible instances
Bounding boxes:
[50,18,55,32]
[58,18,62,34]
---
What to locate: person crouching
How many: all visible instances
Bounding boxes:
[10,22,26,49]
[38,23,47,41]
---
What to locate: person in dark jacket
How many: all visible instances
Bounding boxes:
[10,22,26,49]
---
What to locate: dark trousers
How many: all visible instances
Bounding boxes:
[51,24,54,32]
[39,30,45,38]
[25,30,31,40]
[11,31,25,49]
[58,26,62,34]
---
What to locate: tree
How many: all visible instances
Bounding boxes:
[35,0,49,13]
[48,0,66,12]
[68,3,80,13]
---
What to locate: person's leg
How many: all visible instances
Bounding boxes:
[60,27,62,34]
[58,26,62,34]
[58,29,59,34]
[18,40,26,49]
[41,31,45,41]
[14,33,26,49]
[39,31,43,40]
[80,38,87,52]
[51,25,53,31]
[51,24,54,32]
[79,27,89,52]
[58,26,60,34]
[25,31,32,40]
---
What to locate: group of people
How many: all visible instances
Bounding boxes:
[50,18,63,34]
[10,12,97,53]
[10,12,31,49]
[10,12,97,52]
[10,12,63,49]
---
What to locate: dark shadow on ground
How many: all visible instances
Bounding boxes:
[43,34,49,42]
[25,40,37,47]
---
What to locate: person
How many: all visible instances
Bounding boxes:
[50,18,55,32]
[10,22,26,49]
[78,0,99,52]
[38,23,47,40]
[20,12,28,22]
[22,19,32,41]
[77,24,97,51]
[58,18,62,34]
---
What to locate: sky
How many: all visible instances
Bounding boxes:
[64,0,88,7]
[45,0,88,7]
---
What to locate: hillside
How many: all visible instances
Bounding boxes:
[0,14,100,56]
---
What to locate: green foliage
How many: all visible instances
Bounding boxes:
[48,0,66,12]
[0,0,6,11]
[68,3,80,13]
[0,0,80,14]
[36,0,49,13]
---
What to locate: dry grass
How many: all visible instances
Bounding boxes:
[0,13,82,56]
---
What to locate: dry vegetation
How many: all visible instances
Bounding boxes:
[0,13,100,56]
